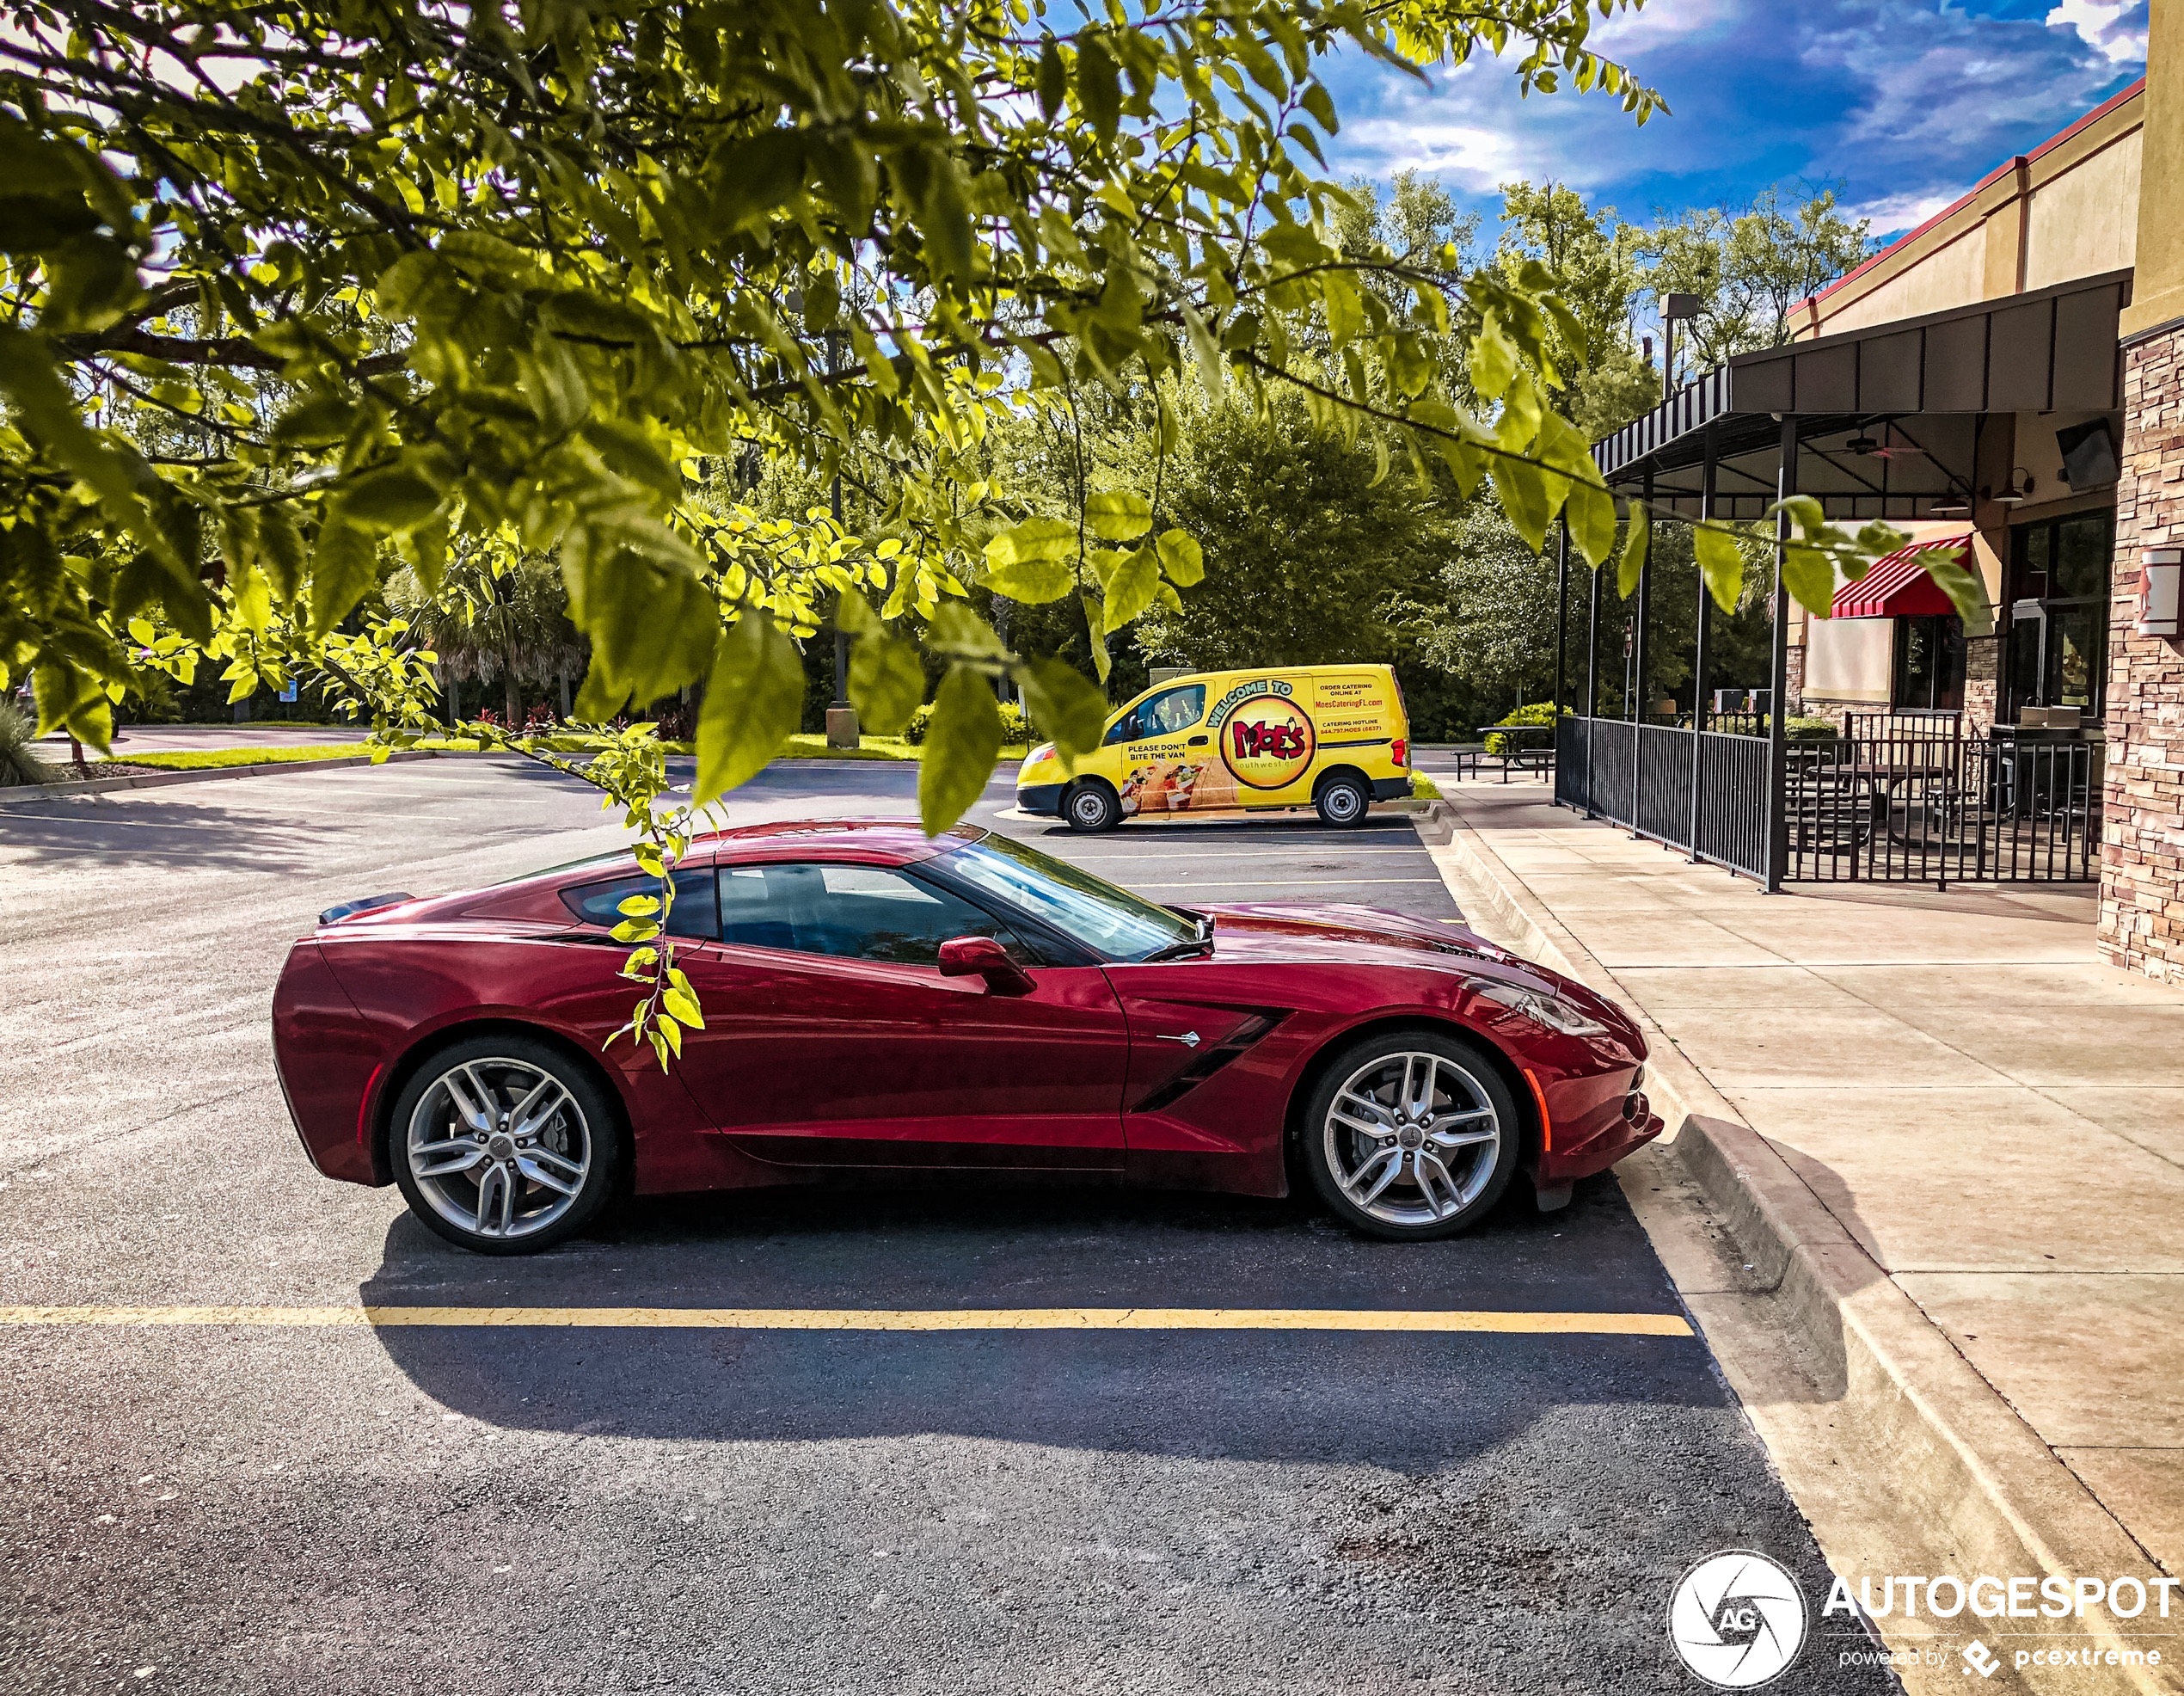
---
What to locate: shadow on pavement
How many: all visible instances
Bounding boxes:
[358,1173,1724,1462]
[0,792,336,870]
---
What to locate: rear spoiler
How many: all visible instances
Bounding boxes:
[319,892,414,926]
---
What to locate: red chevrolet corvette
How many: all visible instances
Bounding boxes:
[272,821,1659,1255]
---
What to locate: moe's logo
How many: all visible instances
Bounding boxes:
[1221,691,1316,790]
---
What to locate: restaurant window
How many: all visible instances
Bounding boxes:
[1892,616,1966,712]
[2006,512,2113,721]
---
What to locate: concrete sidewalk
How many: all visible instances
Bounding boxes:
[1422,782,2184,1690]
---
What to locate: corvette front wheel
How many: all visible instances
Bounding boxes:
[1301,1030,1518,1240]
[390,1035,621,1256]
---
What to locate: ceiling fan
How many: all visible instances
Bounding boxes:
[1844,427,1928,460]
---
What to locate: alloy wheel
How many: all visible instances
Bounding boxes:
[404,1057,592,1241]
[1322,1050,1500,1227]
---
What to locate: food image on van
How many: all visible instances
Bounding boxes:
[1015,663,1411,832]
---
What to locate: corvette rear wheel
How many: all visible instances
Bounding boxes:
[1302,1030,1518,1240]
[390,1036,620,1256]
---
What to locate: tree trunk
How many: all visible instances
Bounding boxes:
[502,639,521,725]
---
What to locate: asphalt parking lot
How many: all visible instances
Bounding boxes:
[0,756,1886,1694]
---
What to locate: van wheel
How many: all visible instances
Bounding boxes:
[1314,772,1370,827]
[1064,779,1121,833]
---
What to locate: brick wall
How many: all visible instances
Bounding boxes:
[2099,329,2184,983]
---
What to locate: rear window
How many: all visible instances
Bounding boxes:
[562,869,719,939]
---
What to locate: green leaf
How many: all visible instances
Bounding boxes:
[1038,38,1067,120]
[1300,81,1339,134]
[1081,595,1112,684]
[1155,529,1204,587]
[918,665,1004,836]
[1077,34,1122,144]
[1781,544,1835,618]
[1100,550,1161,632]
[616,894,661,917]
[1565,477,1616,569]
[1020,658,1108,764]
[661,986,705,1029]
[849,628,925,734]
[610,917,660,943]
[983,516,1078,602]
[1693,524,1745,612]
[309,512,379,636]
[340,464,443,532]
[1489,456,1551,555]
[1919,546,1994,636]
[929,601,1010,659]
[694,610,803,807]
[1617,501,1649,599]
[1084,489,1152,543]
[1470,314,1518,402]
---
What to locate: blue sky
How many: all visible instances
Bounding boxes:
[1319,0,2147,244]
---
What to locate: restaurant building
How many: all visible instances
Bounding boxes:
[1565,18,2184,982]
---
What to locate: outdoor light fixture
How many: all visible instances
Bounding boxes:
[1931,499,1971,517]
[1993,468,2036,505]
[2143,547,2184,639]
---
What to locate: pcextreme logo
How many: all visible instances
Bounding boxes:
[1219,691,1316,790]
[1669,1552,1807,1689]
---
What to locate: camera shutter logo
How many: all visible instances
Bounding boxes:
[1668,1551,1807,1688]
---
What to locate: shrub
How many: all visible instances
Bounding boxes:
[903,697,1030,747]
[0,699,58,786]
[1482,702,1567,758]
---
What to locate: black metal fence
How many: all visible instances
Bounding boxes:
[1551,714,2101,887]
[1787,727,2101,885]
[1555,716,1771,882]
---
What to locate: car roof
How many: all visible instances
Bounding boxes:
[692,818,976,867]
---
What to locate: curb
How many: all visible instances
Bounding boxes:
[0,748,443,808]
[1414,796,2177,1695]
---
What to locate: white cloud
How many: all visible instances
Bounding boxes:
[1337,111,1533,192]
[2046,0,2149,65]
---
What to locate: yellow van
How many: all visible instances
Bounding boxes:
[1015,663,1413,832]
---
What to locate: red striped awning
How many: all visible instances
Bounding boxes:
[1831,536,1969,618]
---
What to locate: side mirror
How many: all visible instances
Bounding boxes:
[937,935,1034,995]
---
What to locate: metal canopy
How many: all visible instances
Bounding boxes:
[1590,270,2129,521]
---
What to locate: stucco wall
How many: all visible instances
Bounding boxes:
[2026,128,2142,290]
[1817,234,1988,335]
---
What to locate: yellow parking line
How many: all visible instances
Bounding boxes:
[0,1304,1691,1337]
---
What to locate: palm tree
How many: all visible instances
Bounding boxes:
[386,542,580,725]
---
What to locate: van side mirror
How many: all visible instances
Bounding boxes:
[937,935,1034,995]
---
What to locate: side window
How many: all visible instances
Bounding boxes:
[718,863,1031,965]
[563,869,719,938]
[1103,684,1205,744]
[1139,684,1205,736]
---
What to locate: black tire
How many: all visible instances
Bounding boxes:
[1064,778,1122,833]
[1299,1027,1519,1241]
[1314,771,1371,827]
[388,1033,623,1256]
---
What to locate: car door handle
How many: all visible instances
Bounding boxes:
[1187,735,1209,747]
[1156,1030,1201,1048]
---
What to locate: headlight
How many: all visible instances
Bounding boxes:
[1478,981,1609,1038]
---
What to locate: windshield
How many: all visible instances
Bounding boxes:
[939,832,1198,962]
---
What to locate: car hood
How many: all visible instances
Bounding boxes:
[1200,900,1628,1023]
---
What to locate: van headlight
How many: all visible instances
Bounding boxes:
[1477,980,1609,1038]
